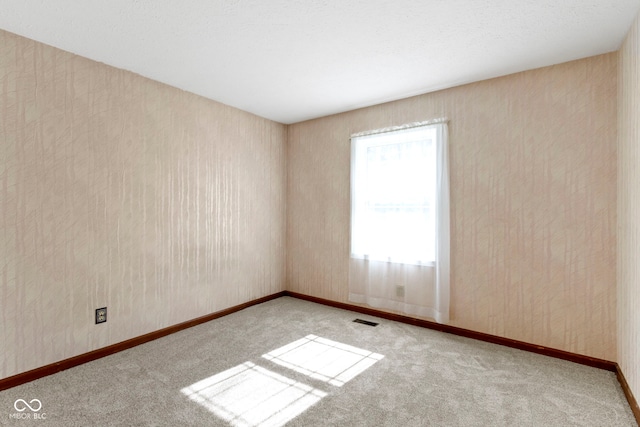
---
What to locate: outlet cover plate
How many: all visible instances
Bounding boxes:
[95,307,107,324]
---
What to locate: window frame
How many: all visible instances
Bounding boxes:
[350,123,442,266]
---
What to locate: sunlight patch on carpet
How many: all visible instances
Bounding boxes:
[181,361,326,427]
[262,334,384,387]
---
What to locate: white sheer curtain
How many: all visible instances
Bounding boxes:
[348,121,450,323]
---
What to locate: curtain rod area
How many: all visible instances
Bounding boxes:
[351,117,448,139]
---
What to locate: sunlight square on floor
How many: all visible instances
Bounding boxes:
[262,334,384,387]
[181,361,327,427]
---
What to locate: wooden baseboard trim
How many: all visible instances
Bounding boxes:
[616,364,640,425]
[0,291,286,392]
[283,291,617,372]
[284,291,640,423]
[3,289,637,425]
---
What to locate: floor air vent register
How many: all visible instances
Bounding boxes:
[353,319,378,327]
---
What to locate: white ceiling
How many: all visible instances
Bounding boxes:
[0,1,639,124]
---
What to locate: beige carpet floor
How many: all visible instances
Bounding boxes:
[0,296,636,426]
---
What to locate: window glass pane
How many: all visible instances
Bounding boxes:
[351,125,438,264]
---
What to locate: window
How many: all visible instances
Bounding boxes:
[350,123,444,265]
[348,120,450,323]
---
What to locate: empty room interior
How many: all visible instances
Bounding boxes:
[1,1,640,426]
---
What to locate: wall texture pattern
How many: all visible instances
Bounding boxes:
[0,30,286,380]
[287,54,618,360]
[618,10,640,409]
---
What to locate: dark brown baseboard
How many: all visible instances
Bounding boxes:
[0,291,286,392]
[616,364,640,425]
[283,291,616,371]
[2,289,638,426]
[284,291,640,425]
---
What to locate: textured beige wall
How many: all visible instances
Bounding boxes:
[287,54,618,360]
[0,30,286,380]
[618,11,640,408]
[0,24,623,382]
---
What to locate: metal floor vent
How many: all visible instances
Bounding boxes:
[353,319,379,327]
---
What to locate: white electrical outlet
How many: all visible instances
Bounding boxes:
[396,285,405,297]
